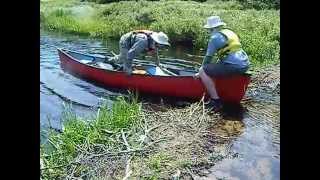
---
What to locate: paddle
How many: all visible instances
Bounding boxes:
[186,53,205,58]
[111,51,117,57]
[154,48,178,76]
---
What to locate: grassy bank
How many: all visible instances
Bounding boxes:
[40,66,280,179]
[41,96,236,179]
[40,0,279,69]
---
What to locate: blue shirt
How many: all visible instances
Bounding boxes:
[204,31,250,68]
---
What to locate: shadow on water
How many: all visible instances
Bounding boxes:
[221,103,246,120]
[201,99,280,180]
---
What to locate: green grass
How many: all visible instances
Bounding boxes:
[40,89,280,179]
[147,152,173,173]
[40,96,226,179]
[41,1,280,68]
[84,0,279,10]
[41,0,279,70]
[40,1,280,178]
[40,96,142,179]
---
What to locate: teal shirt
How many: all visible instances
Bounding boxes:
[203,31,250,68]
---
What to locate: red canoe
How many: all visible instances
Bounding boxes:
[58,48,251,103]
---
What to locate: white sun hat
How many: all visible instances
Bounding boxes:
[150,32,170,46]
[203,16,226,29]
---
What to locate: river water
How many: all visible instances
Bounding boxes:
[40,31,279,180]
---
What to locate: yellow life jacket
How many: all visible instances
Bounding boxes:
[217,29,241,58]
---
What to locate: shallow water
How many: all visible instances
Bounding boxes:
[40,31,120,141]
[197,95,280,180]
[40,31,279,180]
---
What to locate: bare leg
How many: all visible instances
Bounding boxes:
[199,67,219,99]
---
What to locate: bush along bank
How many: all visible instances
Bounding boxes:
[40,0,279,70]
[84,0,280,10]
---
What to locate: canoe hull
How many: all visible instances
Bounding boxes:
[58,49,250,103]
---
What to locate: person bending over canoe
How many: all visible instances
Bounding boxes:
[194,16,250,112]
[108,30,170,75]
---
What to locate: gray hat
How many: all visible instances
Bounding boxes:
[203,16,226,29]
[150,32,170,46]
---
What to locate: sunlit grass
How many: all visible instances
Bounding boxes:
[41,0,279,70]
[40,96,141,179]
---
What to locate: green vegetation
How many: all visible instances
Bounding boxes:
[41,0,279,69]
[41,96,142,179]
[85,0,279,10]
[230,0,280,9]
[40,86,280,179]
[40,1,280,178]
[40,96,229,179]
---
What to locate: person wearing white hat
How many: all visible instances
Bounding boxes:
[194,16,250,112]
[108,30,170,75]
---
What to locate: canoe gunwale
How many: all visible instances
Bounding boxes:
[59,48,199,78]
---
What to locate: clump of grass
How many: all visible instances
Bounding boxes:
[130,100,233,179]
[40,96,142,179]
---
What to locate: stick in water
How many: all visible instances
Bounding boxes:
[111,51,117,56]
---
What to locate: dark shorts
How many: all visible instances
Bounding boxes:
[203,63,248,77]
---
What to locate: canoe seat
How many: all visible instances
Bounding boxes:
[80,59,92,64]
[146,66,169,76]
[96,62,114,70]
[133,69,148,75]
